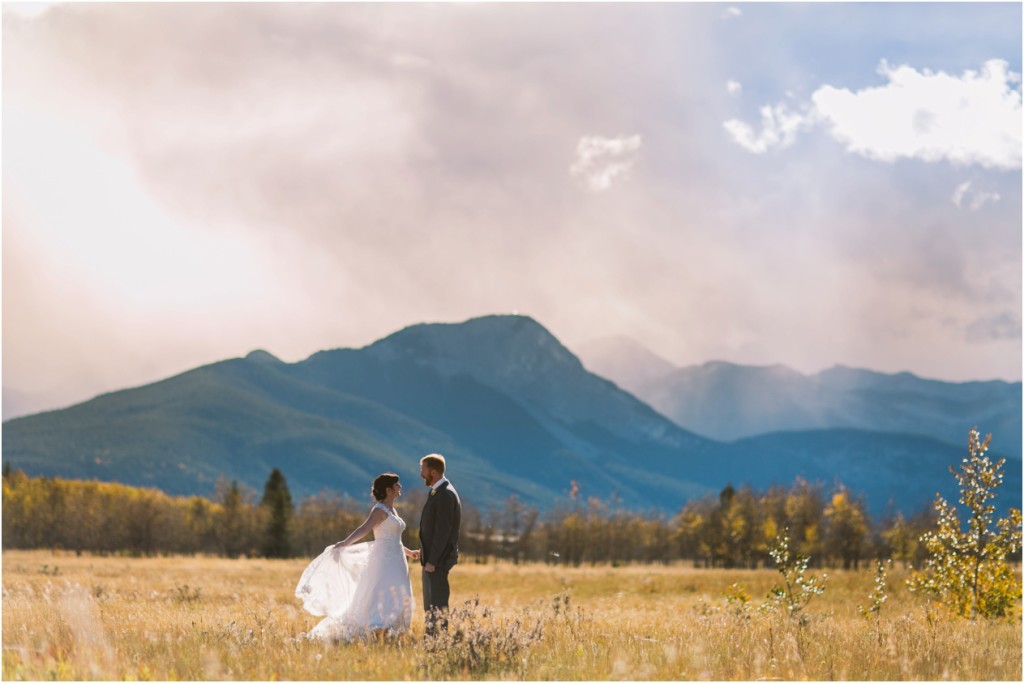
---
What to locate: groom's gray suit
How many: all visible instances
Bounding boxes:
[419,479,461,634]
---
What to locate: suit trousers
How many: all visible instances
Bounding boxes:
[422,567,451,633]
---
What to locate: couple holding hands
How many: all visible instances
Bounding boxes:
[295,454,461,641]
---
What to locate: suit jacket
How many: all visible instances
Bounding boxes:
[419,480,461,571]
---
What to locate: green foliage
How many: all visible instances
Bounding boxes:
[761,529,828,625]
[260,468,294,558]
[0,357,481,502]
[908,429,1023,619]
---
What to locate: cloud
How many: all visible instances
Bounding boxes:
[726,59,1022,169]
[722,104,811,154]
[813,60,1021,169]
[3,3,59,20]
[3,2,1020,408]
[569,135,643,191]
[722,7,742,20]
[966,312,1022,342]
[952,181,1001,210]
[726,79,742,96]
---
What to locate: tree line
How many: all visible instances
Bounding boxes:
[473,479,945,569]
[5,462,985,569]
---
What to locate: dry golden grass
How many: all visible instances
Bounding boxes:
[2,550,1020,680]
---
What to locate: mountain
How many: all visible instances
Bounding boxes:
[722,429,975,514]
[2,317,718,509]
[3,315,1019,515]
[575,335,678,391]
[576,341,1021,458]
[286,317,717,502]
[2,386,71,422]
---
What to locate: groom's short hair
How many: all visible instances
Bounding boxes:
[420,453,446,475]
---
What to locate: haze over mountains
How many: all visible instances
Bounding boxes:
[577,335,1022,458]
[3,316,1020,515]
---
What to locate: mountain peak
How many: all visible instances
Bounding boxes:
[574,335,677,391]
[396,313,549,337]
[244,349,283,364]
[359,314,703,450]
[367,314,577,372]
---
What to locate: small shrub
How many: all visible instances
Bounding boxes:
[859,559,890,621]
[762,529,828,625]
[724,582,752,619]
[419,597,545,678]
[908,429,1022,619]
[172,584,202,603]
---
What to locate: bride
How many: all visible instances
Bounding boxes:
[295,473,419,641]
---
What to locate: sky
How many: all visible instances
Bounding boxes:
[2,1,1021,419]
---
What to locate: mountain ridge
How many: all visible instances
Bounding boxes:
[3,316,1019,514]
[576,335,1022,456]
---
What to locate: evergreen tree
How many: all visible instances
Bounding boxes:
[260,468,294,558]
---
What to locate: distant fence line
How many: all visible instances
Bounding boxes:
[2,468,990,568]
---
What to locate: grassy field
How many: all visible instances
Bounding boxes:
[2,549,1020,680]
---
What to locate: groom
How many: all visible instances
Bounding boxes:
[418,453,461,636]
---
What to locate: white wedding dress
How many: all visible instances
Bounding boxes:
[295,503,413,641]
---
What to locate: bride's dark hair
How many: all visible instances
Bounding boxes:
[372,473,400,502]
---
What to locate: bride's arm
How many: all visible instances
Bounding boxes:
[333,507,388,548]
[403,546,420,559]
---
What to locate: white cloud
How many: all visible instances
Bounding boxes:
[722,104,811,154]
[813,59,1021,169]
[3,3,59,20]
[726,59,1022,170]
[726,79,742,96]
[570,135,643,191]
[952,181,1001,210]
[722,7,742,20]
[952,180,972,207]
